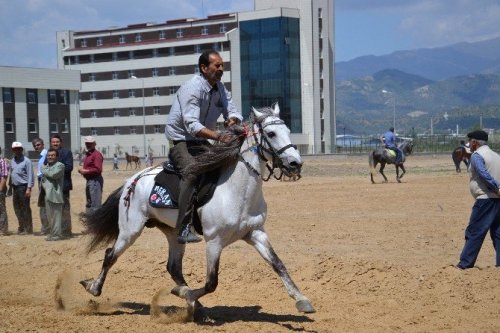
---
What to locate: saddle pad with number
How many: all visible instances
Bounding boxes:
[149,170,180,208]
[385,149,396,157]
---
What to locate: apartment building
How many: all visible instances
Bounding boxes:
[0,66,80,158]
[57,0,335,155]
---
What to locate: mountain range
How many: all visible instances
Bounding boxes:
[335,37,500,135]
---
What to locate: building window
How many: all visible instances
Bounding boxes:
[112,71,118,80]
[90,92,96,100]
[90,54,95,63]
[28,119,37,133]
[113,90,119,99]
[90,110,97,118]
[80,38,87,47]
[88,73,96,81]
[219,23,226,33]
[201,26,208,35]
[112,52,118,61]
[176,28,183,38]
[153,87,160,96]
[50,122,58,133]
[113,108,120,117]
[153,106,160,115]
[96,37,103,46]
[91,127,97,136]
[48,89,57,104]
[152,48,159,57]
[154,125,161,133]
[27,89,37,104]
[152,68,159,77]
[3,88,13,103]
[130,126,137,134]
[129,51,134,60]
[169,47,175,56]
[5,118,14,133]
[61,118,69,133]
[169,87,177,95]
[128,89,135,98]
[159,30,165,40]
[194,65,200,74]
[119,35,125,44]
[194,44,201,53]
[129,108,136,116]
[128,70,135,78]
[135,33,142,42]
[212,42,220,51]
[58,90,68,104]
[168,67,176,76]
[114,127,120,135]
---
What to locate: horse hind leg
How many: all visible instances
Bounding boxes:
[80,227,144,296]
[379,163,388,183]
[245,229,315,313]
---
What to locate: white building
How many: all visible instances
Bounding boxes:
[0,66,80,158]
[57,0,335,156]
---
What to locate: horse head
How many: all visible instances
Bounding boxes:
[251,103,303,178]
[400,140,414,155]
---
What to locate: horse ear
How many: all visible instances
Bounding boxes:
[272,102,280,117]
[252,107,263,120]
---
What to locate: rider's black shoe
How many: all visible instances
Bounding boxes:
[177,223,202,244]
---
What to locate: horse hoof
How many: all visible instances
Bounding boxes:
[171,285,189,299]
[296,299,315,313]
[397,179,401,183]
[80,279,101,297]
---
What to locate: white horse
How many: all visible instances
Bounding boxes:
[80,103,315,320]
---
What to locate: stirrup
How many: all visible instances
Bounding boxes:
[177,224,202,244]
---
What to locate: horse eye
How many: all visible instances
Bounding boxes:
[267,131,276,138]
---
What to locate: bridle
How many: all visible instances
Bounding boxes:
[239,116,299,181]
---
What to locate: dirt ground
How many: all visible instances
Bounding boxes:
[0,154,498,332]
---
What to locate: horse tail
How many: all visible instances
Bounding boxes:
[369,151,375,175]
[81,186,123,254]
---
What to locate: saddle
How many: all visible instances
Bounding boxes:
[149,161,219,209]
[384,148,397,158]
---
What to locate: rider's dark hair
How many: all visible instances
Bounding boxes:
[198,50,220,73]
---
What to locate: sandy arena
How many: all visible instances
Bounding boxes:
[0,154,498,332]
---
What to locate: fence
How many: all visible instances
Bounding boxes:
[335,134,500,154]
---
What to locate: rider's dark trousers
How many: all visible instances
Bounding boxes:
[169,140,211,229]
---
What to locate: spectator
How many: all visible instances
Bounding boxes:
[41,148,65,241]
[0,148,9,236]
[78,136,104,213]
[50,134,73,238]
[457,130,500,269]
[9,142,34,235]
[32,138,49,235]
[113,154,119,170]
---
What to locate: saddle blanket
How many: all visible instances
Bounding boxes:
[385,149,396,157]
[149,183,177,208]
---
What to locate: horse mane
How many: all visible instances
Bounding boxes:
[181,124,247,178]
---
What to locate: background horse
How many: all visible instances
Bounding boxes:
[124,152,141,170]
[369,140,414,184]
[80,103,314,321]
[451,146,471,173]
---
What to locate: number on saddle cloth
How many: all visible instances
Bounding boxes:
[384,148,397,158]
[149,161,220,209]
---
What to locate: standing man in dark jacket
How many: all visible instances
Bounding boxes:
[78,136,103,213]
[50,134,73,238]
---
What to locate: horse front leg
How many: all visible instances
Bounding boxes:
[245,229,315,313]
[379,163,388,183]
[396,165,401,183]
[398,164,406,181]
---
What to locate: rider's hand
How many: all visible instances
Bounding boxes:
[218,133,235,143]
[224,117,240,128]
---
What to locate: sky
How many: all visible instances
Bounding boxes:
[1,0,500,68]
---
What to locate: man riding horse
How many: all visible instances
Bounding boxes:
[380,127,402,165]
[165,50,242,244]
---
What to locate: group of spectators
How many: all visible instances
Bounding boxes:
[0,135,103,241]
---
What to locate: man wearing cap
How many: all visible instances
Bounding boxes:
[380,127,402,165]
[78,136,104,213]
[457,130,500,269]
[9,142,34,234]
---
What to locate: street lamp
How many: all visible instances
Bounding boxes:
[131,76,147,157]
[382,89,396,133]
